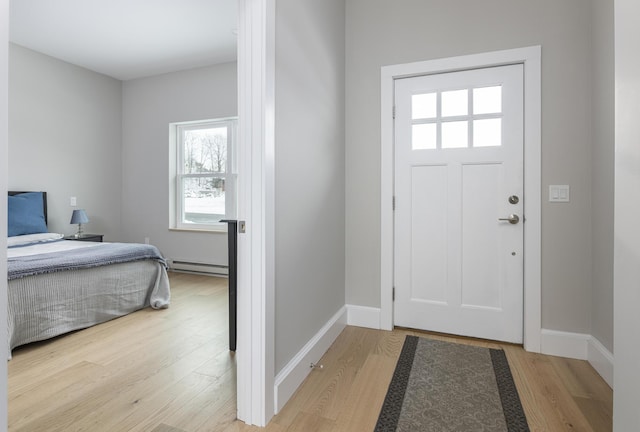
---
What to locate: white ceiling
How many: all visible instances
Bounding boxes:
[9,0,238,81]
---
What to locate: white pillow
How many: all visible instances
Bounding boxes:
[7,232,64,248]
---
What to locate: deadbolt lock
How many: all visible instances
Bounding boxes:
[508,195,520,205]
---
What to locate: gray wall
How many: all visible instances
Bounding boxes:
[590,0,614,353]
[9,44,123,238]
[9,45,237,266]
[274,0,346,373]
[345,0,594,335]
[614,0,640,427]
[121,62,237,265]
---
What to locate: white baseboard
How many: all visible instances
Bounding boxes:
[335,318,614,387]
[540,329,590,360]
[540,329,613,388]
[273,306,347,413]
[327,316,613,388]
[587,336,614,388]
[346,304,381,329]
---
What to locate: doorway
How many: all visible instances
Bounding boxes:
[380,46,542,352]
[4,0,276,428]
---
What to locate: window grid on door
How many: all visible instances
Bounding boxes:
[411,85,503,150]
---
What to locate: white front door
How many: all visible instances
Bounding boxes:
[393,64,524,343]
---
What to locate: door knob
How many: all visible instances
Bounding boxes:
[498,214,520,224]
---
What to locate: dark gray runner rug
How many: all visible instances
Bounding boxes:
[375,336,530,432]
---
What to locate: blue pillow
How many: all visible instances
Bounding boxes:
[8,192,48,237]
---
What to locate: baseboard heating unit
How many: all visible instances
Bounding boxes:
[169,260,228,277]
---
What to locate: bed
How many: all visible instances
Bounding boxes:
[6,191,170,356]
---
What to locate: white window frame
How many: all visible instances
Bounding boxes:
[170,117,238,232]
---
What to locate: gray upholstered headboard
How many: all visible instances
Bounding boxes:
[8,191,48,225]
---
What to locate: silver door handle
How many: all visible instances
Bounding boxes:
[498,214,520,224]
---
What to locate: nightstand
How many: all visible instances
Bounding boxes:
[64,234,104,242]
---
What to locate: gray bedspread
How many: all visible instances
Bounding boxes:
[7,242,171,357]
[8,242,166,280]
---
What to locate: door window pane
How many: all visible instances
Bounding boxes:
[412,93,437,119]
[473,118,502,147]
[441,89,468,117]
[412,123,437,150]
[442,121,468,148]
[473,86,502,114]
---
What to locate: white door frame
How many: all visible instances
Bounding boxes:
[0,1,277,429]
[380,46,542,353]
[234,0,276,426]
[0,0,9,428]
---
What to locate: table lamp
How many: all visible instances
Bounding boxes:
[70,209,89,237]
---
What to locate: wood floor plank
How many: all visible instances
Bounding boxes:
[151,425,189,432]
[286,412,335,432]
[159,368,237,432]
[126,372,224,432]
[550,355,613,403]
[15,341,220,431]
[302,364,359,422]
[333,353,395,432]
[8,273,612,432]
[8,361,106,430]
[506,348,596,432]
[575,396,614,432]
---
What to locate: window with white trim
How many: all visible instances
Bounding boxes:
[170,118,237,231]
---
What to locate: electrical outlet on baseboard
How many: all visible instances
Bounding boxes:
[144,237,150,245]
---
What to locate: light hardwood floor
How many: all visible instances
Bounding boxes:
[8,274,612,432]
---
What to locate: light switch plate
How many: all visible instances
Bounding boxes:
[549,185,570,202]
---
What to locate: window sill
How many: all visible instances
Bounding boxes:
[169,227,227,234]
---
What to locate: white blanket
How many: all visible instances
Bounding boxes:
[8,237,99,257]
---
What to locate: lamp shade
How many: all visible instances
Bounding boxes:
[70,209,89,224]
